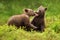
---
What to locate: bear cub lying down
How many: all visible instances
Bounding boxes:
[7,8,38,31]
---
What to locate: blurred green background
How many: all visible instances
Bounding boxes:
[0,0,60,40]
[0,0,60,25]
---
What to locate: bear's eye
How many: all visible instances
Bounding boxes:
[39,10,41,12]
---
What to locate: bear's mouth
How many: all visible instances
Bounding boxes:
[35,14,38,16]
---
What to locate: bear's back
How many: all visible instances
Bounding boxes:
[7,14,30,27]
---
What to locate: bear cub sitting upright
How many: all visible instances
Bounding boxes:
[7,8,38,31]
[31,5,47,32]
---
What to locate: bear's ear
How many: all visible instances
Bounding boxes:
[45,7,47,11]
[24,9,28,12]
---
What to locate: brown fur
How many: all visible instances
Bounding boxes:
[7,8,38,31]
[31,6,47,32]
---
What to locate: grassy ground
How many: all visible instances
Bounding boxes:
[0,25,60,40]
[0,0,60,40]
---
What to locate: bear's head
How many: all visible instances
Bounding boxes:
[36,5,47,16]
[24,8,38,16]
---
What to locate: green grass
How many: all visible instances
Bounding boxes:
[0,0,60,40]
[0,25,60,40]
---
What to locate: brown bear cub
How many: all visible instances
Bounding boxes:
[31,5,47,32]
[7,8,38,31]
